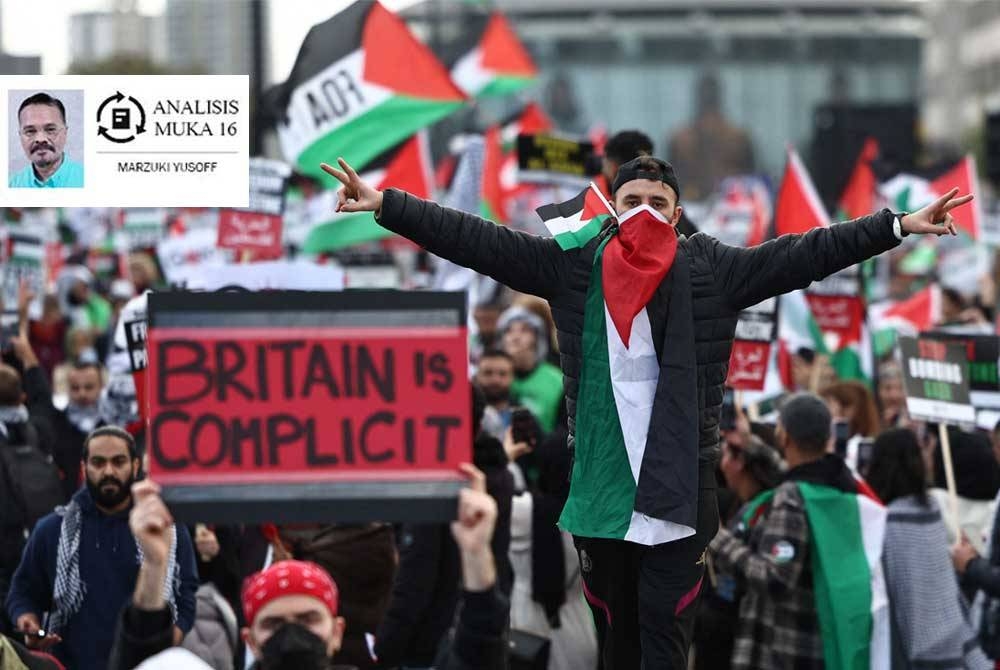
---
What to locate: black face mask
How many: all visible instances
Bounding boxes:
[259,622,332,670]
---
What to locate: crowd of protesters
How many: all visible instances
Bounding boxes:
[2,124,1000,670]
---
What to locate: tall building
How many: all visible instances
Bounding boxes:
[164,0,268,77]
[922,0,1000,147]
[68,1,164,67]
[0,0,41,74]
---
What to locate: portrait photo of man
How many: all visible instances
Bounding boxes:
[9,91,84,189]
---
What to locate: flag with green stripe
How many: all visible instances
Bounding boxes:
[556,205,696,546]
[300,133,433,253]
[450,11,537,98]
[534,183,615,250]
[742,482,889,668]
[267,0,465,183]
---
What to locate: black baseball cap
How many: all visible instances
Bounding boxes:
[611,156,681,199]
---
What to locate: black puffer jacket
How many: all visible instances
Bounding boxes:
[379,189,900,465]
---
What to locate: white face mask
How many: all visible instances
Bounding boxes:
[617,204,670,226]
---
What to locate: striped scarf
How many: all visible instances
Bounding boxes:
[48,499,180,634]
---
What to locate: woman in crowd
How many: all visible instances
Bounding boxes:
[866,428,990,669]
[821,380,880,439]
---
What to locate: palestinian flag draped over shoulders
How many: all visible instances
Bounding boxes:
[879,155,982,240]
[535,182,615,250]
[450,11,537,98]
[555,205,698,546]
[267,1,465,181]
[302,133,433,253]
[744,480,889,669]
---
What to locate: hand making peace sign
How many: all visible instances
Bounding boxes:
[900,187,974,236]
[320,157,384,215]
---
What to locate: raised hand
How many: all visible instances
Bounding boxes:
[900,187,974,236]
[320,157,384,214]
[130,479,174,567]
[451,463,498,591]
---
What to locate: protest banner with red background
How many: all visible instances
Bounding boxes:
[217,158,291,261]
[727,297,777,391]
[145,290,470,523]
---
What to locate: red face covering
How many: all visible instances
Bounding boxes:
[601,205,678,347]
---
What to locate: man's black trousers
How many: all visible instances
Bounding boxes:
[574,463,719,670]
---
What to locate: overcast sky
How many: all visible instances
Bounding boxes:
[1,0,421,83]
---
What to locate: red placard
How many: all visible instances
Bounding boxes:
[727,340,772,391]
[146,326,470,486]
[217,210,283,259]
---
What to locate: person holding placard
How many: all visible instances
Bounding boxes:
[109,466,509,670]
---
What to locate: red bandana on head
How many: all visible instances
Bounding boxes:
[242,559,339,626]
[601,205,678,347]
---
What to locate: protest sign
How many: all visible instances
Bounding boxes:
[923,330,1000,408]
[145,290,470,523]
[898,336,975,424]
[1,231,45,316]
[120,208,167,250]
[727,297,777,391]
[217,159,291,260]
[217,210,284,259]
[517,133,596,189]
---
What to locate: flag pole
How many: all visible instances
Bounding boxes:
[938,422,961,532]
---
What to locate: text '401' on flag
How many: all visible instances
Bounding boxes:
[266,1,465,181]
[302,133,433,253]
[535,183,616,250]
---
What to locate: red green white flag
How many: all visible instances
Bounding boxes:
[301,133,433,253]
[879,155,982,240]
[534,183,615,251]
[775,147,830,236]
[267,1,465,182]
[450,12,537,98]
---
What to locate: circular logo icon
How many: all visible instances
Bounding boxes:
[96,91,147,144]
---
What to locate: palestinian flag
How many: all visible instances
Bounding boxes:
[879,155,982,239]
[302,133,432,253]
[559,206,697,546]
[837,137,879,220]
[744,483,889,669]
[535,183,615,250]
[450,11,537,98]
[775,147,830,236]
[267,1,465,182]
[869,284,941,356]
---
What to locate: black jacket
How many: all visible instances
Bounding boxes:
[378,189,901,472]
